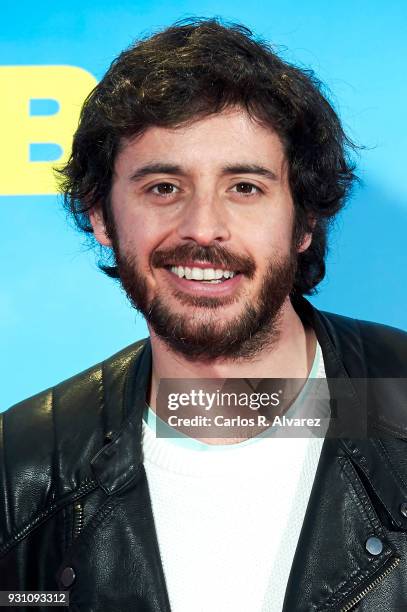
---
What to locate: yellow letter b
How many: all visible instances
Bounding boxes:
[0,66,97,195]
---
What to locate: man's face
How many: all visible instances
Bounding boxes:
[91,108,311,361]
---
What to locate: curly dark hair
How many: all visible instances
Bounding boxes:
[58,17,358,295]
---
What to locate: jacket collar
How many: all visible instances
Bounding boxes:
[293,295,407,527]
[90,339,152,494]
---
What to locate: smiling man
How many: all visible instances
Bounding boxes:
[2,17,407,612]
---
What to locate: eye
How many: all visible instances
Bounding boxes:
[230,182,263,196]
[149,182,180,197]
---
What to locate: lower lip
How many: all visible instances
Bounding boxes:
[163,268,243,296]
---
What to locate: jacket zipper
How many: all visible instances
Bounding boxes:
[72,501,84,539]
[339,556,400,612]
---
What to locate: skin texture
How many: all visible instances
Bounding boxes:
[90,108,316,440]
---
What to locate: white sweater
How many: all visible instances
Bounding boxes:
[142,343,327,612]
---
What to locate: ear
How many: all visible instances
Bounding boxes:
[89,206,112,247]
[296,216,316,253]
[297,231,312,253]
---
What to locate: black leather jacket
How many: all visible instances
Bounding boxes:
[1,296,407,612]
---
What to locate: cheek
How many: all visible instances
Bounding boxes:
[249,221,294,262]
[117,220,171,272]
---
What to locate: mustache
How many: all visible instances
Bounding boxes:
[151,243,256,278]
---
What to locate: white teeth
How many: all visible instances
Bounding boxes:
[169,266,236,280]
[203,268,216,280]
[191,267,204,280]
[170,266,185,278]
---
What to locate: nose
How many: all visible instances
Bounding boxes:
[176,191,231,245]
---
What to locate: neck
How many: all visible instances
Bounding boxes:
[147,297,316,411]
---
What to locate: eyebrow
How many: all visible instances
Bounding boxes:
[129,162,278,182]
[129,163,183,181]
[222,164,278,181]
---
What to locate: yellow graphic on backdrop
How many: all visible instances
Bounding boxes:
[0,66,97,195]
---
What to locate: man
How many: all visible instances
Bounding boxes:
[1,17,407,612]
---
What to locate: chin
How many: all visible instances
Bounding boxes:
[145,295,281,361]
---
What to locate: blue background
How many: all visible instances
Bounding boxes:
[1,0,406,411]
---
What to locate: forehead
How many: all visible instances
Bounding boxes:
[115,108,287,175]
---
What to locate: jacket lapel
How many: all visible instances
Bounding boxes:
[64,341,172,611]
[282,435,400,611]
[283,298,403,611]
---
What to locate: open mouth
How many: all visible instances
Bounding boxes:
[166,265,241,284]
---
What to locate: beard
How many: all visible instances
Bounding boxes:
[111,237,297,362]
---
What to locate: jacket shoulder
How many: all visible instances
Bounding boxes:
[0,339,147,546]
[320,310,407,376]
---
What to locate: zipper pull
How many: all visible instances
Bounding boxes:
[72,501,84,540]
